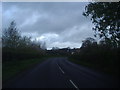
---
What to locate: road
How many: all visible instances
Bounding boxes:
[3,57,119,88]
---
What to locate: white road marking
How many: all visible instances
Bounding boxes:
[57,64,65,74]
[57,63,79,89]
[69,79,79,90]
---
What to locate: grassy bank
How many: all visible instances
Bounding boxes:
[69,58,119,77]
[2,58,46,82]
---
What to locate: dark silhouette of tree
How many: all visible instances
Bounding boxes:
[52,47,59,50]
[2,21,44,50]
[99,38,115,49]
[2,21,46,61]
[81,37,97,48]
[19,36,32,48]
[2,21,21,48]
[83,2,120,48]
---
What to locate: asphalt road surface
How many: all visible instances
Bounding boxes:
[3,57,119,88]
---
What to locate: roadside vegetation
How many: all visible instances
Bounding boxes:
[69,42,119,77]
[2,2,119,82]
[69,2,120,77]
[2,21,48,82]
[3,58,46,82]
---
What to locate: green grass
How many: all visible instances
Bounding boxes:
[69,58,95,69]
[2,55,68,82]
[68,58,119,77]
[2,58,46,82]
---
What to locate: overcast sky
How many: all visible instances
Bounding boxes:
[2,2,95,49]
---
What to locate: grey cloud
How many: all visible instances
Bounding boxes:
[61,23,94,43]
[2,2,94,49]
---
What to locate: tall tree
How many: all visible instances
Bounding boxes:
[19,36,32,48]
[83,2,120,48]
[81,37,97,48]
[2,21,21,48]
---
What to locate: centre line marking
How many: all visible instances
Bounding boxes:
[69,79,79,90]
[57,64,65,74]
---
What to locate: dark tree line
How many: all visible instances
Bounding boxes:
[2,21,46,62]
[83,2,120,48]
[70,37,119,76]
[70,2,120,76]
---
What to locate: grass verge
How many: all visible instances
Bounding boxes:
[2,57,46,82]
[69,58,96,69]
[68,58,119,77]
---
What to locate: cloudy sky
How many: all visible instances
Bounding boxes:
[2,2,95,49]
